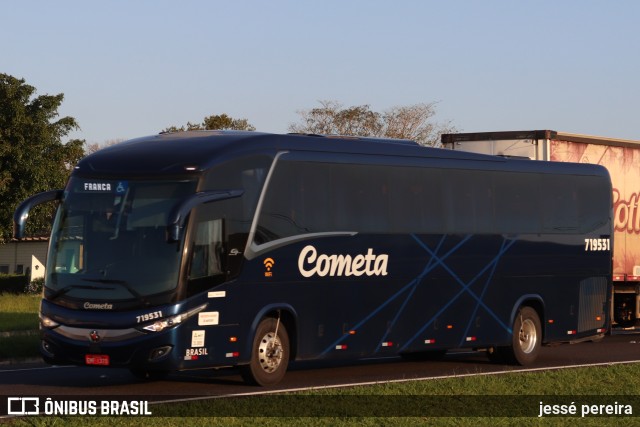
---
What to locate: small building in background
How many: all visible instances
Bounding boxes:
[0,237,48,280]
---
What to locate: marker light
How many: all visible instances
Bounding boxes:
[142,303,207,333]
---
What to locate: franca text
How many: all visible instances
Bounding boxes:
[298,245,389,278]
[83,182,111,191]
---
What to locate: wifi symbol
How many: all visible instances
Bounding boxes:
[263,258,275,272]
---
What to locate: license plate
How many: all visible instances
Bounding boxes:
[85,354,110,366]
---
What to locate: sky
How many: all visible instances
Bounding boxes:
[3,1,640,145]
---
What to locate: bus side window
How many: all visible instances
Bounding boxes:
[190,218,224,279]
[186,214,227,297]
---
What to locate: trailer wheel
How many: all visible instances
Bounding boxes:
[507,306,541,365]
[241,317,289,386]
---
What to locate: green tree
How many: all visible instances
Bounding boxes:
[163,113,256,133]
[289,100,456,146]
[0,73,84,240]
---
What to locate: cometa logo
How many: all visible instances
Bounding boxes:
[83,302,113,310]
[298,245,389,278]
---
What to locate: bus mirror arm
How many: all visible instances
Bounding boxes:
[13,189,64,239]
[166,189,243,242]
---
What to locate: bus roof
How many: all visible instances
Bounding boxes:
[74,130,608,178]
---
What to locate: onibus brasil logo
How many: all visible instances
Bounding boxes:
[6,397,152,416]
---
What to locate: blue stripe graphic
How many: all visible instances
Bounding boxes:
[320,234,516,357]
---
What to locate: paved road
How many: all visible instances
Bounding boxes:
[1,333,640,399]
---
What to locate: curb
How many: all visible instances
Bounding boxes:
[0,357,42,366]
[0,330,39,338]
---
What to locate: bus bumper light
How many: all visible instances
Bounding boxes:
[149,346,173,361]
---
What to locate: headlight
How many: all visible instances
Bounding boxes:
[40,314,59,329]
[141,303,207,333]
[142,315,182,332]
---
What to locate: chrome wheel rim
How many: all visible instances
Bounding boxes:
[518,318,537,354]
[257,331,282,373]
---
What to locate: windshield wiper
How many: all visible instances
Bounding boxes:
[82,278,151,307]
[48,284,115,302]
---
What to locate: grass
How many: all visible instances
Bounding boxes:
[0,293,40,331]
[0,333,40,360]
[7,363,640,426]
[0,293,41,361]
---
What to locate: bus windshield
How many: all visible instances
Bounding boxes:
[46,177,198,302]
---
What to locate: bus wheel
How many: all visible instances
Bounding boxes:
[508,306,541,366]
[241,317,289,386]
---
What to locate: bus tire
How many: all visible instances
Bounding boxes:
[241,317,289,386]
[507,306,541,366]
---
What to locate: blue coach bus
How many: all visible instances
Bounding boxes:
[14,131,613,386]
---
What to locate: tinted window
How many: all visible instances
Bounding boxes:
[256,161,447,242]
[492,171,541,234]
[46,178,197,300]
[255,159,610,243]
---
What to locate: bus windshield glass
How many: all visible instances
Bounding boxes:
[46,177,198,301]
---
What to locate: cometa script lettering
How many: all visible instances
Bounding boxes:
[298,245,389,278]
[84,302,114,310]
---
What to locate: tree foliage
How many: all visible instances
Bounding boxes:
[0,74,84,241]
[289,100,456,146]
[163,113,256,133]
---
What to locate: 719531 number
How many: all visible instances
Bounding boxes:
[584,238,610,251]
[136,310,163,323]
